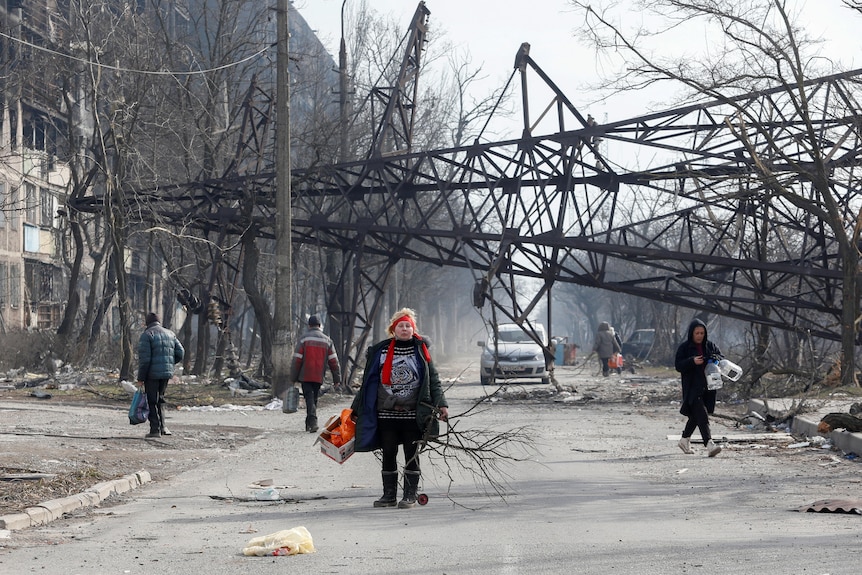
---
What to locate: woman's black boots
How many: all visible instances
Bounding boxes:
[398,470,421,509]
[373,471,398,508]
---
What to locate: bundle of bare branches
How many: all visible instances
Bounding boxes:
[415,400,537,507]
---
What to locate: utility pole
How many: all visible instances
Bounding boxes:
[272,0,293,401]
[328,0,351,378]
[339,0,350,163]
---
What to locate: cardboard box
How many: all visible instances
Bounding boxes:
[315,415,355,464]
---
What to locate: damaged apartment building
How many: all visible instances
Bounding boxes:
[0,1,190,333]
[0,1,68,331]
[1,1,336,340]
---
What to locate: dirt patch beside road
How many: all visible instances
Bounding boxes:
[0,403,272,516]
[0,379,346,518]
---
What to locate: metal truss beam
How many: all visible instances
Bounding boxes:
[70,38,862,381]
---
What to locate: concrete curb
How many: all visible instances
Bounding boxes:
[748,399,862,457]
[0,470,151,531]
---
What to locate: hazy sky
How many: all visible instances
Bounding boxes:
[294,0,598,138]
[294,0,862,138]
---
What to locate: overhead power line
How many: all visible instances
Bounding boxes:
[0,30,271,76]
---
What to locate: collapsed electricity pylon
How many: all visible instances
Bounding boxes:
[285,50,862,379]
[71,12,862,384]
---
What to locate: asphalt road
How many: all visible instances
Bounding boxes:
[2,365,861,574]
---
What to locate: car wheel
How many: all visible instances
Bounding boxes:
[541,375,551,385]
[480,375,492,386]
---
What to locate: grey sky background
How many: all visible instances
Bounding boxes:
[297,0,861,138]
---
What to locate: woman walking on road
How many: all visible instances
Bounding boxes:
[350,308,449,509]
[675,318,722,457]
[593,321,621,377]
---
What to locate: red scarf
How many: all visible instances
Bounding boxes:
[381,334,432,386]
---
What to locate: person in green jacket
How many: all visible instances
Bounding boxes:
[351,308,449,509]
[137,312,184,439]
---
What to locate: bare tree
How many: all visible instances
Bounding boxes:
[286,1,514,369]
[51,1,174,377]
[571,0,862,386]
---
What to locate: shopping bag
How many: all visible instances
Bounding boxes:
[282,386,300,414]
[128,388,149,425]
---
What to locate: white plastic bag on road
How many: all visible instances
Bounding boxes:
[242,526,315,556]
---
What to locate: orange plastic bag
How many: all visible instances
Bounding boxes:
[329,409,355,447]
[608,353,624,369]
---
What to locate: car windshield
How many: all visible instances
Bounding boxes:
[496,329,537,343]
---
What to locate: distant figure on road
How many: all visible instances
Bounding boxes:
[290,315,342,433]
[675,318,722,457]
[137,312,184,439]
[350,307,449,509]
[592,321,621,377]
[613,331,624,374]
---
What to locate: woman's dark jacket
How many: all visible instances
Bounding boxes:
[674,319,722,416]
[350,336,448,452]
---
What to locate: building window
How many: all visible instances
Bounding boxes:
[10,186,19,230]
[25,182,37,224]
[9,263,20,308]
[40,187,53,227]
[0,263,6,306]
[37,304,62,330]
[42,263,54,301]
[23,223,39,252]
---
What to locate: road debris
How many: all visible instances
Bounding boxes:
[797,499,862,514]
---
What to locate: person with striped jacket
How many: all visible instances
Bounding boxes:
[290,315,342,433]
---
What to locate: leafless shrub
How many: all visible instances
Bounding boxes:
[414,398,539,508]
[0,331,58,372]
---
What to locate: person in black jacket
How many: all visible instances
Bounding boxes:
[675,318,722,457]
